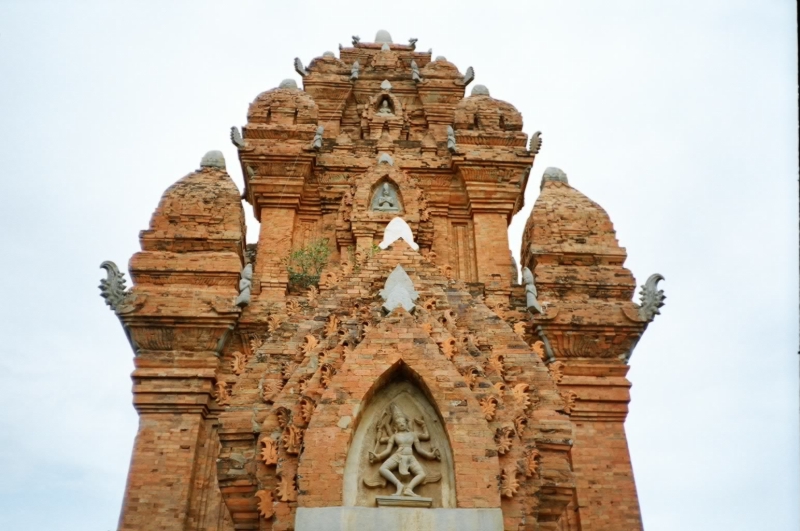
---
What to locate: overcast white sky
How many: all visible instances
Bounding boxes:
[0,1,797,530]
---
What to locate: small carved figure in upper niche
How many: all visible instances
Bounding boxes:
[366,403,441,497]
[376,98,394,116]
[371,182,400,212]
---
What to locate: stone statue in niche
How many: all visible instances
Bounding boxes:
[343,380,455,508]
[364,403,442,497]
[371,182,401,212]
[375,98,394,116]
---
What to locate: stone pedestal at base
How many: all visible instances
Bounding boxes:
[376,495,433,508]
[295,507,503,531]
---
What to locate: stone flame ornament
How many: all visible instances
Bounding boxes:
[379,265,419,313]
[638,274,666,322]
[378,217,418,250]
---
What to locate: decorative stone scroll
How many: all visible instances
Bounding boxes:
[344,381,455,508]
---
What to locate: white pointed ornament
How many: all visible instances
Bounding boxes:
[378,217,419,251]
[379,265,419,313]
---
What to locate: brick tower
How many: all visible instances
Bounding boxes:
[100,30,665,531]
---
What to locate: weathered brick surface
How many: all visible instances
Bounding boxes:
[106,31,660,531]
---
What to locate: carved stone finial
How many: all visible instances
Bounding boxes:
[279,78,298,89]
[379,217,419,251]
[435,56,447,62]
[380,79,392,91]
[234,264,253,307]
[411,60,422,82]
[375,29,393,44]
[294,57,309,77]
[99,261,127,312]
[522,267,543,314]
[471,84,489,96]
[350,60,359,81]
[461,66,475,86]
[311,125,324,150]
[408,37,418,49]
[200,150,226,169]
[446,125,457,153]
[352,35,361,45]
[541,167,568,189]
[323,51,335,58]
[381,43,391,51]
[528,131,543,154]
[379,265,420,313]
[230,126,245,149]
[377,152,394,166]
[638,274,666,322]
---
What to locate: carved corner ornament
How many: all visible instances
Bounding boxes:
[254,489,274,519]
[638,273,666,322]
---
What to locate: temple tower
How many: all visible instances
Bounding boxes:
[100,30,664,531]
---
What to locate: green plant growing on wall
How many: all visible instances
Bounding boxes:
[285,238,331,289]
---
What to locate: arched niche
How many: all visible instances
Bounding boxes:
[370,178,403,213]
[343,364,456,508]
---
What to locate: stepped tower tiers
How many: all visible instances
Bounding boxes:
[100,31,665,531]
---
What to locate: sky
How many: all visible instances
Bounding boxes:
[0,1,797,530]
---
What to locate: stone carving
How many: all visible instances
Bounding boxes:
[371,182,401,212]
[294,57,308,77]
[471,84,490,96]
[231,352,247,375]
[378,217,419,250]
[560,391,578,415]
[234,264,253,307]
[276,470,298,502]
[495,426,515,455]
[307,285,319,304]
[446,125,457,153]
[267,314,283,334]
[381,43,391,51]
[375,99,394,116]
[480,396,499,421]
[500,466,520,498]
[286,298,301,315]
[531,340,545,360]
[352,35,360,45]
[380,79,392,91]
[380,265,419,313]
[411,60,421,82]
[299,397,316,424]
[99,261,128,312]
[549,361,565,384]
[364,403,442,497]
[638,274,666,322]
[513,321,527,337]
[278,78,298,89]
[523,448,541,478]
[200,150,226,169]
[528,131,542,154]
[260,437,278,465]
[461,66,475,86]
[311,125,324,150]
[350,60,359,81]
[514,415,528,438]
[320,363,336,388]
[375,29,392,43]
[421,322,433,335]
[259,378,281,403]
[282,424,304,454]
[438,338,457,360]
[535,326,556,362]
[487,352,506,380]
[301,334,319,357]
[281,362,297,382]
[521,267,543,314]
[255,490,274,519]
[230,126,245,149]
[320,270,339,289]
[325,314,340,338]
[377,152,394,166]
[408,37,418,48]
[213,381,230,406]
[512,383,531,410]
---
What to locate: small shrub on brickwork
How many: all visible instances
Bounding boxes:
[285,238,331,289]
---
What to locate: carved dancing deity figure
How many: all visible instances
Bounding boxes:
[376,98,394,116]
[368,404,441,497]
